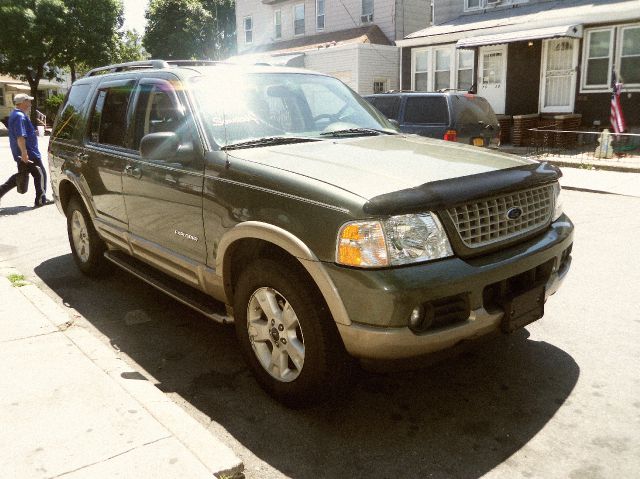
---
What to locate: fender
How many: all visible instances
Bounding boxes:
[58,169,99,219]
[217,221,351,326]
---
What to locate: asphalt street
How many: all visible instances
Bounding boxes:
[1,137,639,478]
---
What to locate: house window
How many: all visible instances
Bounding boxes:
[274,11,282,39]
[430,1,434,26]
[620,25,640,85]
[412,46,475,92]
[373,79,387,94]
[413,50,429,91]
[457,49,474,90]
[584,29,612,88]
[244,16,253,44]
[465,0,527,10]
[582,24,640,91]
[361,0,373,24]
[294,4,305,36]
[316,0,325,31]
[434,49,452,91]
[0,87,5,107]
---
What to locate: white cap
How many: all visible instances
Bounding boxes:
[14,93,34,104]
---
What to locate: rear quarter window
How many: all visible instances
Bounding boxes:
[454,96,498,125]
[52,83,92,141]
[404,97,449,124]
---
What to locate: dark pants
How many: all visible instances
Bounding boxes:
[0,159,47,205]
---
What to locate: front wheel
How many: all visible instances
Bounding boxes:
[234,258,350,407]
[66,196,108,276]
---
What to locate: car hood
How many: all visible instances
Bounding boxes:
[228,134,537,201]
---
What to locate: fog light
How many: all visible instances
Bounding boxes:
[409,305,426,330]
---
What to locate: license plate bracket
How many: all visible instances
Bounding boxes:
[501,285,545,333]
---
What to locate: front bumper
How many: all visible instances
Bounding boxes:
[326,216,573,360]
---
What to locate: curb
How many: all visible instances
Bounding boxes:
[543,159,640,174]
[0,268,244,479]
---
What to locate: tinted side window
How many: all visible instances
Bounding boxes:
[404,97,449,124]
[89,83,134,147]
[368,97,400,120]
[454,97,498,126]
[52,83,92,140]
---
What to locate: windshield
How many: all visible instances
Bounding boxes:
[190,72,396,148]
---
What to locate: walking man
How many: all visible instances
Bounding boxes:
[0,93,53,207]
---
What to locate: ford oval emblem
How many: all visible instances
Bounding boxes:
[506,207,523,220]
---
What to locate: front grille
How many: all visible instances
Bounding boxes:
[447,184,554,248]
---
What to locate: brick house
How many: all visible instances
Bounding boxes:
[396,0,640,137]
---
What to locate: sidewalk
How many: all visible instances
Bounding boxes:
[0,268,243,479]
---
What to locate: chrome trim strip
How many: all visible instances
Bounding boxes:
[205,176,350,214]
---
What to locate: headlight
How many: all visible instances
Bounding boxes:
[336,213,453,268]
[552,182,563,221]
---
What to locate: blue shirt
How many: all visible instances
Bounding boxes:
[8,108,41,162]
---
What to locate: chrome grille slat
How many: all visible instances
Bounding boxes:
[447,184,554,248]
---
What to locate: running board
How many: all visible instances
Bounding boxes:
[104,250,233,324]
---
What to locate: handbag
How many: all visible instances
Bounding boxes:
[16,160,29,194]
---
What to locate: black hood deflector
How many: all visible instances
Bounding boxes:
[363,162,561,216]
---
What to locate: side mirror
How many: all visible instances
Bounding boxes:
[140,132,179,160]
[388,119,400,129]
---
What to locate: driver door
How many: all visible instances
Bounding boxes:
[122,78,206,266]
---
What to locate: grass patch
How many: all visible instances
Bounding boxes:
[7,273,28,287]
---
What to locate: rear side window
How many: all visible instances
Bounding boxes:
[89,82,134,147]
[454,96,498,125]
[404,96,449,124]
[367,96,400,120]
[52,83,92,141]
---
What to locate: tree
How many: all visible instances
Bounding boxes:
[111,30,149,64]
[59,0,124,82]
[144,0,236,60]
[0,0,123,117]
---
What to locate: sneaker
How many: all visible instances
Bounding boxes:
[35,197,54,207]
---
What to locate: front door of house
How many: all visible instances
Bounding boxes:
[540,38,579,113]
[478,45,507,114]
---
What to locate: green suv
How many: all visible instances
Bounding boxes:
[48,60,573,406]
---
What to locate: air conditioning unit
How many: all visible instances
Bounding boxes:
[361,13,373,23]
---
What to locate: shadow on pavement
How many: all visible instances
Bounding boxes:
[36,254,579,479]
[0,205,33,216]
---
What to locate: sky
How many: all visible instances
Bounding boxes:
[122,0,148,34]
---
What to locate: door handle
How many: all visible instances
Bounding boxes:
[131,167,142,179]
[124,165,133,176]
[76,153,89,163]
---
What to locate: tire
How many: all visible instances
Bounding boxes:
[234,258,350,407]
[66,196,108,276]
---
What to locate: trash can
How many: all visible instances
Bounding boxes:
[37,125,45,136]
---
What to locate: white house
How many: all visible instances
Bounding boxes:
[232,0,432,94]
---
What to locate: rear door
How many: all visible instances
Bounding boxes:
[122,77,206,266]
[400,96,449,138]
[84,79,136,229]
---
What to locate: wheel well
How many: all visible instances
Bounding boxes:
[224,239,326,308]
[58,179,81,214]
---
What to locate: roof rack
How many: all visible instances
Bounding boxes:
[84,59,219,77]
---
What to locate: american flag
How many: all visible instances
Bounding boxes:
[610,70,626,134]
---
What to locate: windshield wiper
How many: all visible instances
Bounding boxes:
[222,136,319,151]
[320,127,398,137]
